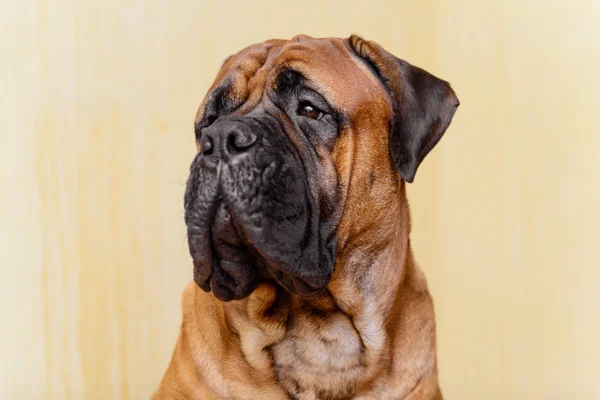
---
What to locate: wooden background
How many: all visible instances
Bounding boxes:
[1,0,599,399]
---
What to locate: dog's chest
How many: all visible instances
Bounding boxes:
[270,310,366,400]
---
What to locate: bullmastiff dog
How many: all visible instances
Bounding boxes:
[155,34,459,400]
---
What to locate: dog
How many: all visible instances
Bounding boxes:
[154,34,459,400]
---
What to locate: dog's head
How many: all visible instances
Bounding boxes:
[184,35,458,301]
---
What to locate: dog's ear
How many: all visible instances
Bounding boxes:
[348,35,459,183]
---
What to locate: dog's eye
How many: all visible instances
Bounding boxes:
[298,102,324,120]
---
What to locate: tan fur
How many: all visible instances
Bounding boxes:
[155,36,442,400]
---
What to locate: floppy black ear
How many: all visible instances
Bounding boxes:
[348,35,459,183]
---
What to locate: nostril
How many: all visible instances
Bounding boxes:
[201,135,214,155]
[227,130,257,154]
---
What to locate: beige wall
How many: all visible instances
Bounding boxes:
[1,0,599,399]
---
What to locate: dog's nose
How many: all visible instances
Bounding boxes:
[199,120,258,164]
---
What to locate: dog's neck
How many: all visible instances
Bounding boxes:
[326,181,413,387]
[214,183,436,397]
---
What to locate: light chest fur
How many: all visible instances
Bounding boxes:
[269,305,368,400]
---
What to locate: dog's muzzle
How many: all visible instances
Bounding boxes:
[184,116,332,301]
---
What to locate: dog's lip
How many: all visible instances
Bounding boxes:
[188,194,329,300]
[192,236,330,300]
[290,276,321,297]
[209,272,258,302]
[274,270,331,297]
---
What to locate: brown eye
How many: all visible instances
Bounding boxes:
[299,103,323,120]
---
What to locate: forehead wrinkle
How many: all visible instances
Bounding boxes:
[266,40,342,83]
[229,48,271,99]
[233,44,283,115]
[195,42,283,124]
